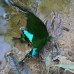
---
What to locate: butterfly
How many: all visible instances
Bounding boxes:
[11,5,52,64]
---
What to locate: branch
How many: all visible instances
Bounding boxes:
[6,0,32,12]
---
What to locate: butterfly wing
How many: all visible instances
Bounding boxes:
[26,12,49,38]
[32,37,49,52]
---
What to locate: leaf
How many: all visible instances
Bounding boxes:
[55,64,74,69]
[45,53,51,74]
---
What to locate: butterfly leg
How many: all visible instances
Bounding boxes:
[12,37,20,40]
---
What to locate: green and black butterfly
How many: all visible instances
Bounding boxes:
[13,10,52,64]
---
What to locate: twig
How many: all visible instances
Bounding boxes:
[7,0,32,12]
